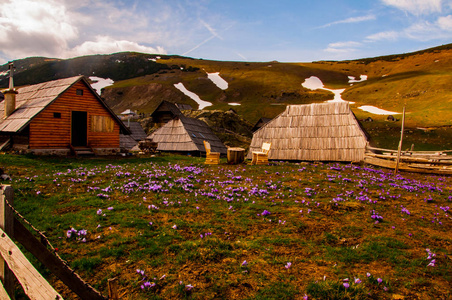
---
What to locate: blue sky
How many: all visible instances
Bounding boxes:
[0,0,451,64]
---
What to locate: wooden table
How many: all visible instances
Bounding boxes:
[227,147,245,164]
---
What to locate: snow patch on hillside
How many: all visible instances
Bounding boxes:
[301,76,354,104]
[89,76,114,95]
[348,75,367,83]
[228,103,241,106]
[174,83,212,110]
[358,106,401,115]
[207,72,228,90]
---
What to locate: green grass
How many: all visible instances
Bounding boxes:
[1,153,451,299]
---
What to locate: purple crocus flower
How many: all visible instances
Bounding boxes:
[261,210,271,216]
[343,282,349,289]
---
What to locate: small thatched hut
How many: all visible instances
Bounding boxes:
[148,115,227,155]
[247,102,368,162]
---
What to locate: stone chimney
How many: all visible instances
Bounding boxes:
[4,62,18,118]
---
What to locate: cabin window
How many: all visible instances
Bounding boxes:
[76,89,84,96]
[53,112,61,118]
[91,115,114,132]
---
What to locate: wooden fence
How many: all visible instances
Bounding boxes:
[0,185,117,300]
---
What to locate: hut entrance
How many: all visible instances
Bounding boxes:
[71,111,87,147]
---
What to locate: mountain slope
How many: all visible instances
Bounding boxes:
[1,44,451,149]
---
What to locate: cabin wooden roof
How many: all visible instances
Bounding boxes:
[151,100,183,117]
[252,117,272,132]
[120,122,147,150]
[248,102,368,162]
[0,76,130,134]
[149,115,227,154]
[175,103,193,111]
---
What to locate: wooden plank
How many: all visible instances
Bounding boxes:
[0,227,64,300]
[0,281,11,300]
[13,219,106,300]
[107,278,119,300]
[364,156,452,175]
[0,185,14,298]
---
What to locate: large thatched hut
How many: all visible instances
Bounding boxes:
[148,115,227,155]
[247,102,368,162]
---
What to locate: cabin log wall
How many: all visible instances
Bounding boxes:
[28,82,120,149]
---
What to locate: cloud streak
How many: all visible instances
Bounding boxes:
[318,15,376,28]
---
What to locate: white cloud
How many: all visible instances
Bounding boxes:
[324,41,362,53]
[319,15,376,28]
[366,31,400,41]
[367,15,452,42]
[381,0,443,15]
[437,15,452,30]
[0,0,78,58]
[67,36,166,57]
[0,0,166,61]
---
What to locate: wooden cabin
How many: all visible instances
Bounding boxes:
[247,102,369,162]
[120,121,147,151]
[252,117,272,132]
[150,100,183,126]
[148,115,227,155]
[0,76,130,155]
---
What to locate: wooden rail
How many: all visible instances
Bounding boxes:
[1,185,108,300]
[364,145,452,175]
[0,227,63,299]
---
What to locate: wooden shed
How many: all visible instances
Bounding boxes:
[150,100,183,126]
[0,76,130,155]
[148,115,227,155]
[247,102,368,162]
[120,122,147,151]
[252,117,272,132]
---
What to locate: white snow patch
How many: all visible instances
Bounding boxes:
[325,89,347,103]
[174,83,212,110]
[89,76,114,95]
[301,76,354,104]
[348,75,367,83]
[228,103,241,106]
[358,105,401,115]
[302,76,324,90]
[149,58,157,62]
[207,72,228,90]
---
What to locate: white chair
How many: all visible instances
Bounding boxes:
[203,141,220,164]
[251,142,271,165]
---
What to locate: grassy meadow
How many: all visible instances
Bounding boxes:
[1,153,451,299]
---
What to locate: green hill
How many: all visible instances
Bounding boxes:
[1,44,451,150]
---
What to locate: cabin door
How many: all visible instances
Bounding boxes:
[71,111,88,147]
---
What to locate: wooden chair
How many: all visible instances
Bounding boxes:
[203,141,220,165]
[251,142,271,165]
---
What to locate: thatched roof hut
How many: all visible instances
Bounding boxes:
[247,102,368,162]
[148,115,227,155]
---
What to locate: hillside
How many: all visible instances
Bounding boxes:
[1,44,451,150]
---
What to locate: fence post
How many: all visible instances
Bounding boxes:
[0,185,14,299]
